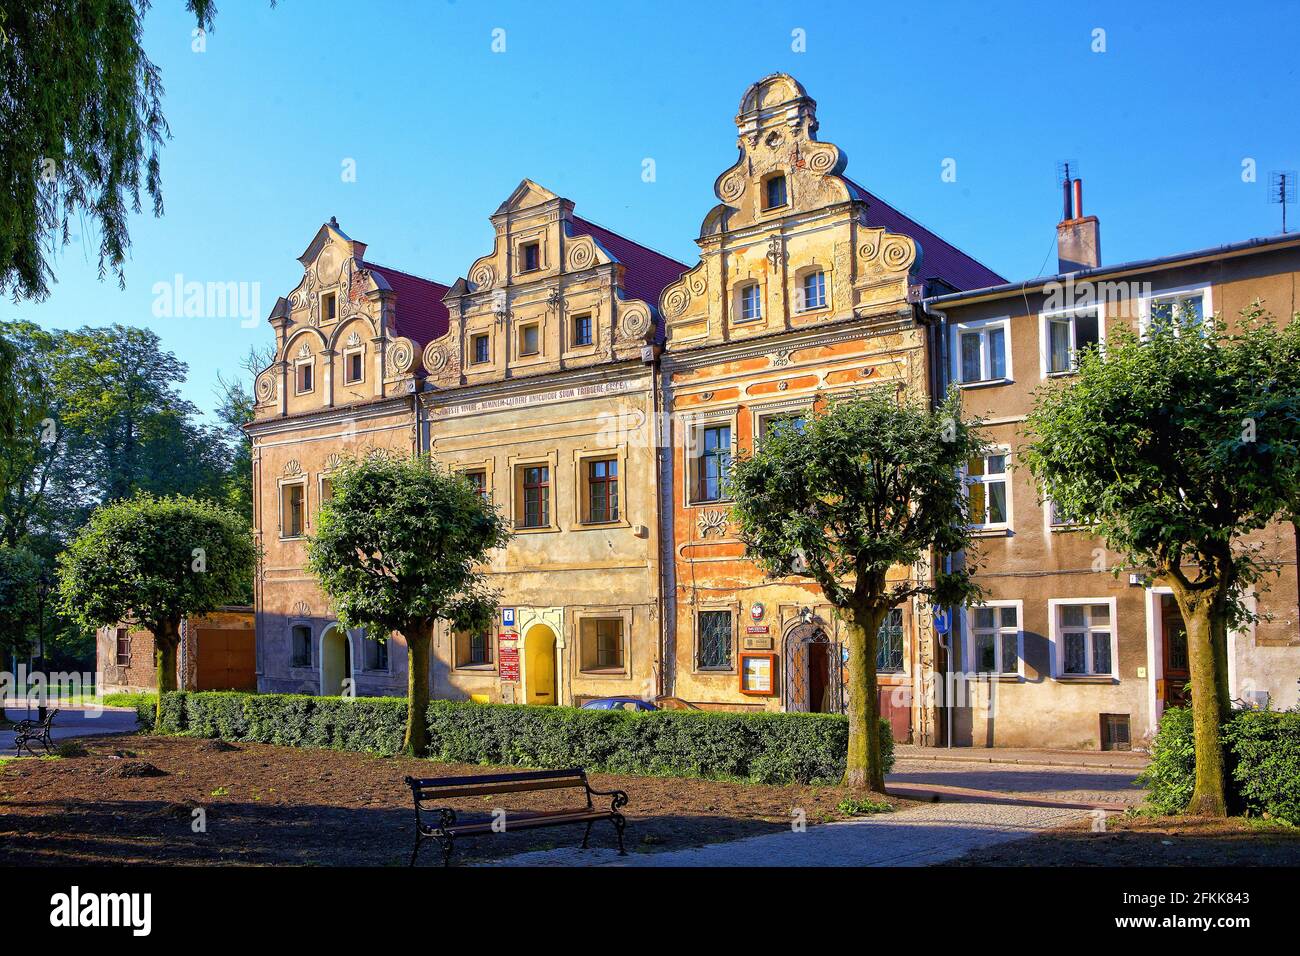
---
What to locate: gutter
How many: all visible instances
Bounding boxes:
[923,232,1300,310]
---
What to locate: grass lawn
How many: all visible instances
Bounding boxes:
[0,734,911,866]
[946,812,1300,866]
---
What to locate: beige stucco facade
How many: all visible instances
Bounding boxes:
[928,238,1300,749]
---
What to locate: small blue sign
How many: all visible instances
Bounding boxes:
[933,609,950,636]
[502,608,515,628]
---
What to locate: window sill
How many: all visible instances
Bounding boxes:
[578,668,629,678]
[968,672,1023,682]
[795,305,830,316]
[279,534,308,542]
[695,667,736,676]
[576,518,626,530]
[968,526,1011,538]
[454,664,496,673]
[1049,523,1092,533]
[1043,370,1077,379]
[1054,675,1118,684]
[513,524,559,535]
[689,498,732,508]
[955,378,1013,390]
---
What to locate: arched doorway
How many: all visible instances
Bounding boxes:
[319,625,353,696]
[523,623,557,706]
[783,622,844,714]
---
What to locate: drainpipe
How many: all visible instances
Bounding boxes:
[648,343,669,699]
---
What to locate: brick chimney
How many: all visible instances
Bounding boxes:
[1057,176,1100,272]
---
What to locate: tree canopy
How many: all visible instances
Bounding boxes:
[0,1,218,300]
[728,387,986,789]
[307,454,510,754]
[57,493,255,718]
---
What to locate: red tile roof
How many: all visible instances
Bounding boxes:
[843,178,1006,291]
[569,216,690,309]
[362,262,451,347]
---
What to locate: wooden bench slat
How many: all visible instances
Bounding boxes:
[415,777,586,800]
[437,810,611,836]
[407,768,585,790]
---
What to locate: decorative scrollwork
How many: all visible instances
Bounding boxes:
[697,509,729,538]
[719,169,747,202]
[881,237,916,271]
[283,459,303,477]
[424,343,449,373]
[255,371,276,403]
[323,453,343,471]
[568,240,595,271]
[664,286,691,317]
[807,145,837,173]
[389,339,415,375]
[290,601,310,618]
[470,263,496,290]
[346,331,362,348]
[618,304,652,340]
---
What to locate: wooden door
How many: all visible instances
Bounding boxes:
[1160,594,1190,707]
[195,628,257,691]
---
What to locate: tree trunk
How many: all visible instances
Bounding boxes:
[154,617,181,728]
[843,604,888,792]
[1168,585,1229,817]
[403,624,432,758]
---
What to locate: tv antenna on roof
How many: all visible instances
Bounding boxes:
[1269,171,1296,233]
[1056,160,1080,220]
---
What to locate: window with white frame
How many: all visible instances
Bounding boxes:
[1042,307,1100,375]
[799,269,827,311]
[967,603,1020,675]
[691,423,732,503]
[1046,494,1082,529]
[739,283,762,322]
[965,451,1010,530]
[1052,601,1116,677]
[953,319,1010,385]
[1147,289,1207,332]
[343,346,364,384]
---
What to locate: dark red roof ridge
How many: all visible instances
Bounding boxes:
[841,177,1007,290]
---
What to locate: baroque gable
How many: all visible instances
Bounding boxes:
[660,74,921,349]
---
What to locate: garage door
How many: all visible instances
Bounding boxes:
[195,628,257,691]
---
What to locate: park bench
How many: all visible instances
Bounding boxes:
[403,767,629,866]
[11,708,59,756]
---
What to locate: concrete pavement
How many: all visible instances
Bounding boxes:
[476,755,1143,867]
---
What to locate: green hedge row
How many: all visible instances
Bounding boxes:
[1139,706,1300,823]
[136,691,894,785]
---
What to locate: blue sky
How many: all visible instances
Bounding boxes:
[8,0,1299,419]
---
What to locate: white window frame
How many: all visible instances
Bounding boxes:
[962,599,1024,678]
[278,476,308,539]
[737,282,763,322]
[796,267,828,313]
[687,417,736,505]
[1043,493,1087,532]
[293,356,315,395]
[964,446,1012,533]
[342,344,365,385]
[1139,283,1213,336]
[1038,305,1103,378]
[1048,597,1119,680]
[951,316,1012,386]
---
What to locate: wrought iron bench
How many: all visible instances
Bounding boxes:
[12,708,59,756]
[403,767,628,866]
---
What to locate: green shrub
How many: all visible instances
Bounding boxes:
[426,701,893,785]
[147,691,895,785]
[836,797,893,815]
[1136,705,1197,814]
[1139,705,1300,823]
[155,691,408,756]
[1223,709,1300,824]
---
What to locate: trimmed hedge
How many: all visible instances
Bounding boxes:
[426,700,892,784]
[1139,706,1300,823]
[144,690,893,785]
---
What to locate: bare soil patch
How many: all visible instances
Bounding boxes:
[0,734,909,866]
[946,813,1300,866]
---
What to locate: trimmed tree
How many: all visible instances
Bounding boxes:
[728,388,985,791]
[56,494,255,724]
[306,454,510,756]
[1023,305,1300,816]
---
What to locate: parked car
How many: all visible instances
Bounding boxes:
[580,697,659,711]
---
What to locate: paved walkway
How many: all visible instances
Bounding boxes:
[1,706,138,753]
[478,754,1143,867]
[894,744,1150,771]
[481,800,1088,867]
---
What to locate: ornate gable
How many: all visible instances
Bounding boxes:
[660,74,920,349]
